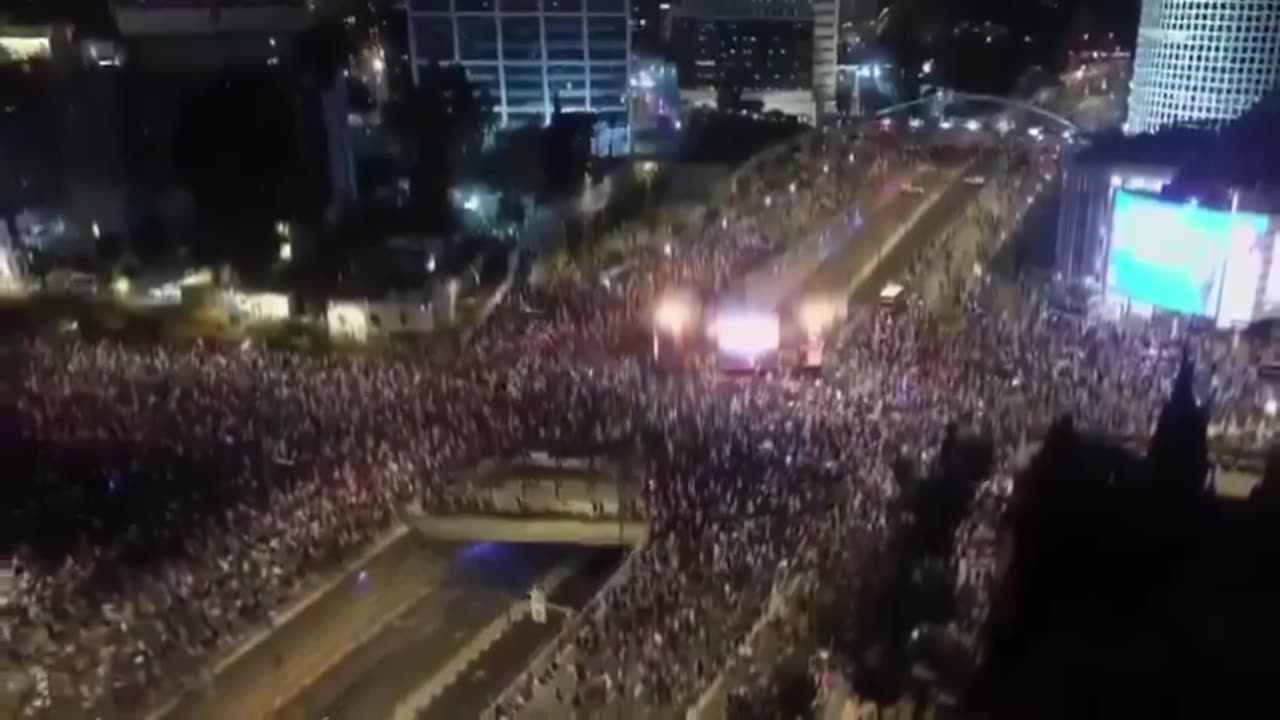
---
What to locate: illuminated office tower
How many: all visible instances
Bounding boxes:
[811,0,838,116]
[670,0,839,121]
[406,0,631,131]
[1126,0,1280,134]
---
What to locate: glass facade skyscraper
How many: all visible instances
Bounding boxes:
[1127,0,1280,134]
[406,0,631,131]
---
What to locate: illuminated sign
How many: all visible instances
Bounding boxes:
[1107,190,1271,322]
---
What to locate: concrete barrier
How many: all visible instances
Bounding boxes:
[469,477,622,517]
[405,515,649,547]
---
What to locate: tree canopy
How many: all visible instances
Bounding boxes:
[969,357,1280,718]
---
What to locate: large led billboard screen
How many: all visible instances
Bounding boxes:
[1107,190,1271,321]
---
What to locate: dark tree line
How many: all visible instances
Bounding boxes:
[795,355,1280,718]
[840,425,992,707]
[969,357,1280,719]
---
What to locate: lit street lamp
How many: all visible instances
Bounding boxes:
[799,298,837,339]
[654,295,691,336]
[653,293,693,362]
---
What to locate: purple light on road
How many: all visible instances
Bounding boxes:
[463,542,502,560]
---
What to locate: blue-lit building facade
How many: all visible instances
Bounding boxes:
[406,0,632,144]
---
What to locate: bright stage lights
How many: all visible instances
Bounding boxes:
[654,295,692,335]
[712,310,780,358]
[798,298,837,338]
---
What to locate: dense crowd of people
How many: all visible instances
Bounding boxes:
[495,138,1276,717]
[6,123,1277,720]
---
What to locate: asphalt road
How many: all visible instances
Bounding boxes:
[278,542,599,720]
[783,159,972,304]
[159,533,457,720]
[780,154,1005,316]
[149,539,603,720]
[423,547,624,719]
[848,167,991,306]
[727,155,883,307]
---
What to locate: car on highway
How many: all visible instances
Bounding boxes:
[902,183,926,195]
[963,175,986,187]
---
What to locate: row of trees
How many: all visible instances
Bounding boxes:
[733,356,1280,718]
[831,425,992,708]
[799,357,1280,718]
[971,360,1229,718]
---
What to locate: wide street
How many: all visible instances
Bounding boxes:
[726,152,890,308]
[149,539,604,720]
[155,534,456,720]
[279,542,579,720]
[703,145,1024,719]
[797,153,996,307]
[420,548,624,719]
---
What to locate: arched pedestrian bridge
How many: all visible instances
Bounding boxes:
[874,89,1083,133]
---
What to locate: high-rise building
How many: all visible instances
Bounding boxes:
[79,1,352,246]
[669,0,839,120]
[811,0,837,114]
[629,0,673,55]
[1126,0,1280,135]
[405,0,632,133]
[0,19,131,251]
